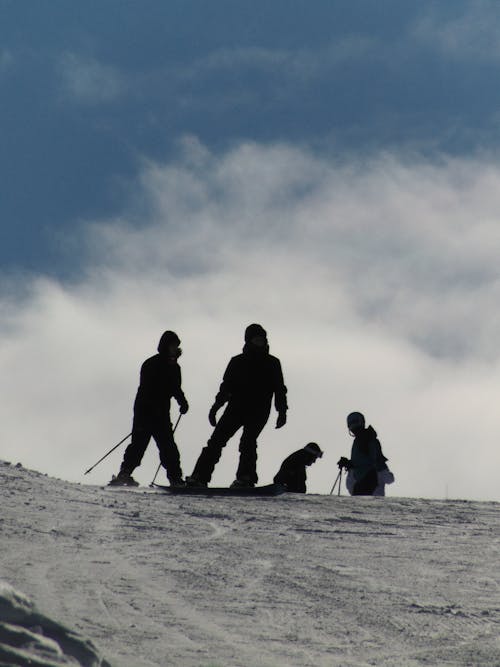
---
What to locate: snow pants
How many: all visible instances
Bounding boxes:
[121,411,182,482]
[192,405,270,484]
[352,468,378,496]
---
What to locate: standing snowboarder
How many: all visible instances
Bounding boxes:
[110,331,189,487]
[341,412,394,496]
[273,442,323,493]
[187,324,288,488]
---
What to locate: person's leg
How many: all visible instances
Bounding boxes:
[190,408,242,484]
[121,414,151,474]
[235,413,269,485]
[152,416,183,483]
[352,468,378,495]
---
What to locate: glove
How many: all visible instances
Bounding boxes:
[178,399,189,415]
[275,411,287,429]
[208,404,219,427]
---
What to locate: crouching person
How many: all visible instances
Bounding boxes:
[341,412,394,496]
[273,442,323,493]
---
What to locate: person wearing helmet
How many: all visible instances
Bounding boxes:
[110,330,189,487]
[342,412,394,496]
[273,442,323,493]
[187,324,288,488]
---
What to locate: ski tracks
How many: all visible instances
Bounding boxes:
[3,464,500,667]
[88,494,291,667]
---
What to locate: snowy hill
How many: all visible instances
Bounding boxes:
[1,461,499,667]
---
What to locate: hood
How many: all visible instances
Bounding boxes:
[244,323,267,342]
[157,331,181,356]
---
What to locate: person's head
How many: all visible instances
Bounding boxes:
[157,330,182,358]
[244,323,268,348]
[303,442,323,465]
[347,411,365,436]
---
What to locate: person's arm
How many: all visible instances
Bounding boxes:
[172,366,189,414]
[214,359,236,407]
[273,359,288,428]
[296,471,307,494]
[208,358,235,425]
[373,439,388,470]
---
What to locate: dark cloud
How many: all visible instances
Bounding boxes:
[2,2,500,274]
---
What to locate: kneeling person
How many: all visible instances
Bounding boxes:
[274,442,323,493]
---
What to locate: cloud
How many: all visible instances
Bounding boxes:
[172,37,381,112]
[90,143,500,362]
[1,140,499,501]
[59,53,126,104]
[182,36,377,81]
[414,1,500,62]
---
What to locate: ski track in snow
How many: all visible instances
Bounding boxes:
[1,461,499,666]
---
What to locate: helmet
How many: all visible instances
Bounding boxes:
[303,442,323,458]
[347,411,365,433]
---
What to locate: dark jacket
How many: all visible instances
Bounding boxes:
[134,354,187,416]
[274,449,315,493]
[213,344,288,415]
[350,425,388,483]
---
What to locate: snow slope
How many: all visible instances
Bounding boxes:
[1,461,499,667]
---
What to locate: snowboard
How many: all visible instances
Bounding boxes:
[152,483,287,496]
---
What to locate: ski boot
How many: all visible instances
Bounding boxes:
[108,471,139,487]
[169,478,186,488]
[185,475,208,488]
[230,477,255,489]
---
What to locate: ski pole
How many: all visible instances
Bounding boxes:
[84,432,132,475]
[330,469,342,495]
[149,413,182,487]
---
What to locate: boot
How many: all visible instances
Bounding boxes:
[169,477,186,488]
[108,470,139,487]
[230,477,255,489]
[185,475,208,488]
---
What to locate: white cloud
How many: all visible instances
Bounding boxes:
[59,53,125,104]
[1,141,500,501]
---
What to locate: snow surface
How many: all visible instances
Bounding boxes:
[1,461,499,667]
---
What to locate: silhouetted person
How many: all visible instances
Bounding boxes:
[110,331,189,487]
[187,324,288,488]
[273,442,323,493]
[342,412,394,496]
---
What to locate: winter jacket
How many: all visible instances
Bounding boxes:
[273,450,315,493]
[134,354,187,416]
[213,344,288,416]
[350,426,388,483]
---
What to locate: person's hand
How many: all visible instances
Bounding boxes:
[276,411,287,429]
[179,399,189,415]
[208,405,219,427]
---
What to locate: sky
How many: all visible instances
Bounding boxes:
[1,1,500,500]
